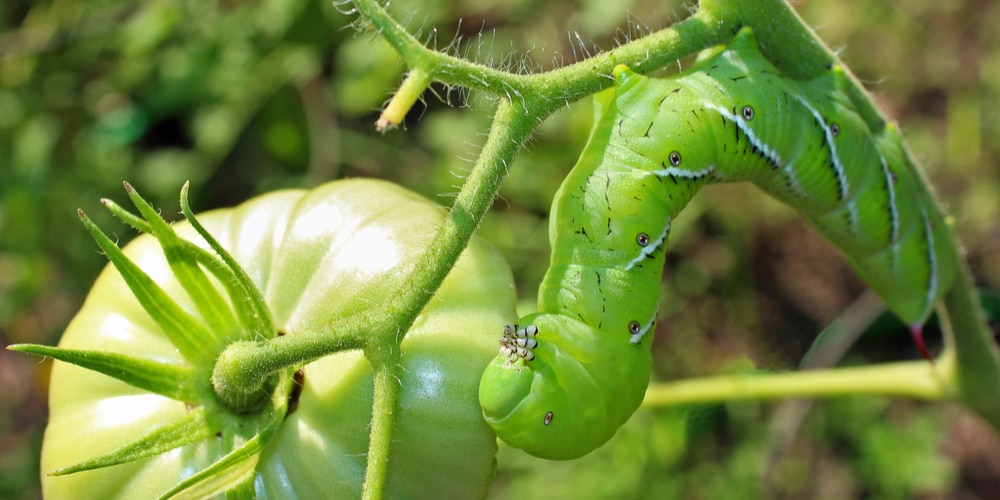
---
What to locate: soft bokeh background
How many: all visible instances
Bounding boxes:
[2,0,999,497]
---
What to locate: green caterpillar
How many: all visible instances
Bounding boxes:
[479,27,958,460]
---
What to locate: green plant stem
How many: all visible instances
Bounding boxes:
[352,0,876,125]
[362,355,400,500]
[642,361,948,408]
[359,100,534,497]
[942,259,1000,423]
[391,101,533,318]
[352,0,724,118]
[211,324,366,401]
[376,68,431,131]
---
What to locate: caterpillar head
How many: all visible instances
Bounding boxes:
[479,313,650,460]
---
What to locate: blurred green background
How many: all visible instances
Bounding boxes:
[2,0,999,497]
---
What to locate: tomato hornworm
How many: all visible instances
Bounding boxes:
[479,27,957,460]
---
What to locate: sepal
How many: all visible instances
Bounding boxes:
[6,344,200,402]
[48,408,215,476]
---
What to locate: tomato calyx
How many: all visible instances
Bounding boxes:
[8,181,294,496]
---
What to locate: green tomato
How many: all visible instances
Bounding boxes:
[38,179,516,498]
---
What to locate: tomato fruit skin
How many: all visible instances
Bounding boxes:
[41,179,516,498]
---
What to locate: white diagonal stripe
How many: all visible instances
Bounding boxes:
[629,310,658,345]
[654,165,716,179]
[788,94,850,200]
[704,102,784,167]
[624,221,670,271]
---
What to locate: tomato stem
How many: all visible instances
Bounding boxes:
[363,353,401,500]
[210,327,367,412]
[941,258,1000,422]
[642,361,950,408]
[376,68,431,132]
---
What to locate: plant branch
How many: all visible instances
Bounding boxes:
[941,259,1000,424]
[363,355,401,500]
[642,360,949,408]
[357,99,535,497]
[352,0,730,118]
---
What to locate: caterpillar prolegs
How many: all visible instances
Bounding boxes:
[479,27,957,460]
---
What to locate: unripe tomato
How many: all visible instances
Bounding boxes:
[40,179,516,498]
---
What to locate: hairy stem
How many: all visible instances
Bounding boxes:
[363,352,401,500]
[357,100,534,496]
[211,323,366,407]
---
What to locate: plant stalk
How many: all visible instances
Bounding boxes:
[643,361,948,408]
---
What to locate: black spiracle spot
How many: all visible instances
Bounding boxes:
[636,233,650,247]
[830,123,840,137]
[628,321,642,335]
[742,105,754,121]
[668,151,682,166]
[544,411,554,426]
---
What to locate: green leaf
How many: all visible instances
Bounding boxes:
[7,343,201,402]
[124,181,239,340]
[101,197,153,233]
[101,193,263,340]
[78,208,218,362]
[48,408,216,475]
[160,402,286,500]
[180,182,275,340]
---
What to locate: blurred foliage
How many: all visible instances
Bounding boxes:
[1,0,999,498]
